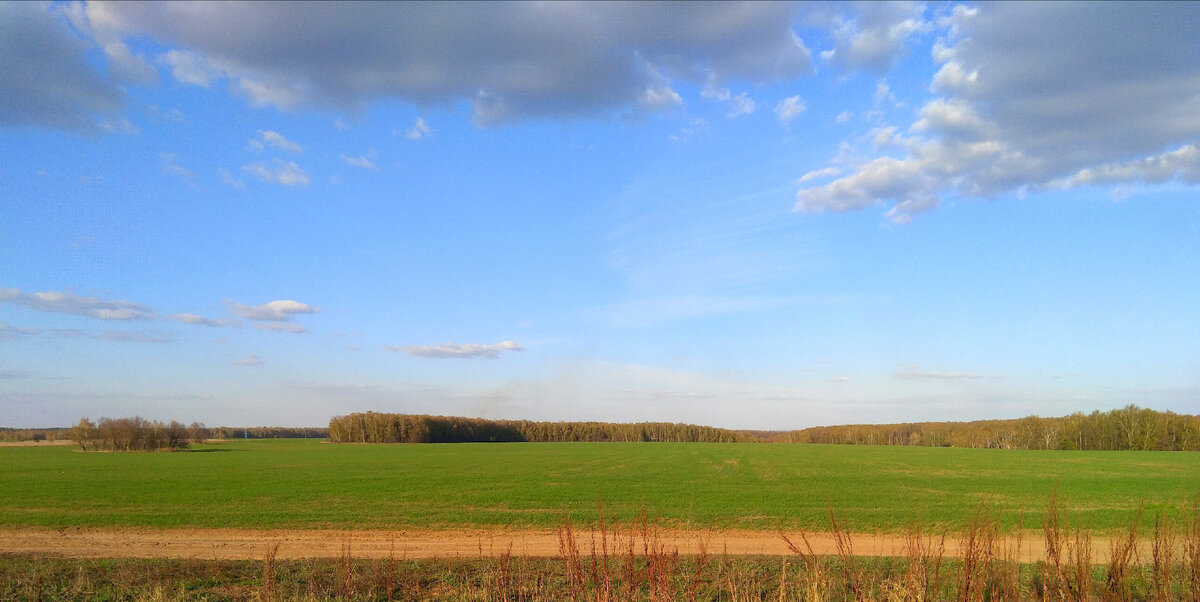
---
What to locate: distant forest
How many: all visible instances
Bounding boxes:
[328,412,749,444]
[0,423,327,444]
[4,405,1196,452]
[772,405,1200,451]
[330,406,1200,451]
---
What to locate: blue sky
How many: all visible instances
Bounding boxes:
[2,2,1198,429]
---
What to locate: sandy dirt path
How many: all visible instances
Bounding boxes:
[0,527,1102,563]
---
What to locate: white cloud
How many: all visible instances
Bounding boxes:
[340,154,376,169]
[667,119,708,143]
[0,288,153,321]
[218,168,245,189]
[701,84,756,118]
[406,117,432,140]
[226,299,318,322]
[256,323,308,334]
[255,130,303,154]
[160,153,196,180]
[96,117,138,134]
[235,354,264,366]
[395,340,523,359]
[727,92,756,118]
[797,166,841,184]
[774,95,806,124]
[1054,145,1200,189]
[64,1,157,86]
[639,84,682,111]
[160,49,217,87]
[243,160,310,187]
[894,366,1002,381]
[874,80,896,107]
[796,2,1200,223]
[99,330,172,343]
[84,3,811,124]
[817,1,931,73]
[0,323,43,341]
[169,313,233,327]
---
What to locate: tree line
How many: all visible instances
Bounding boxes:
[1,423,329,445]
[13,405,1198,451]
[68,417,210,451]
[771,405,1200,451]
[328,412,751,443]
[328,406,1198,451]
[206,426,329,440]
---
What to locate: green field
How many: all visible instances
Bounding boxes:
[2,439,1196,532]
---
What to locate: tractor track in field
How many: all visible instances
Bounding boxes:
[0,526,1112,562]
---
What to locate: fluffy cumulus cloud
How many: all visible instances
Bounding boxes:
[0,288,153,321]
[394,340,523,359]
[68,2,811,125]
[796,2,1200,223]
[226,299,318,322]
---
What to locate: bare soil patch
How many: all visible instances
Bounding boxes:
[0,527,1113,562]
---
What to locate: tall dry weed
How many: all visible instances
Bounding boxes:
[1185,499,1200,602]
[827,504,863,600]
[258,542,279,602]
[1102,509,1140,602]
[338,540,355,600]
[780,524,830,602]
[1150,510,1176,602]
[1043,491,1094,602]
[955,505,998,602]
[558,513,585,597]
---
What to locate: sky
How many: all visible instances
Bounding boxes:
[2,1,1199,429]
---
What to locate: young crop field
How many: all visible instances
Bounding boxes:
[2,439,1197,532]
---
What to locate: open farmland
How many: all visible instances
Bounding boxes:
[2,439,1196,532]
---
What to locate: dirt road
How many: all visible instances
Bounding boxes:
[0,527,1080,562]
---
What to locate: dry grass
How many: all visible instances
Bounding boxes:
[6,498,1200,600]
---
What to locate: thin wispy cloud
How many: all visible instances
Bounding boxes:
[252,130,302,153]
[0,288,153,321]
[392,340,523,359]
[774,95,806,125]
[406,117,432,140]
[168,313,234,327]
[894,366,1002,381]
[99,330,173,344]
[242,159,310,186]
[340,154,376,169]
[235,354,263,366]
[256,323,307,334]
